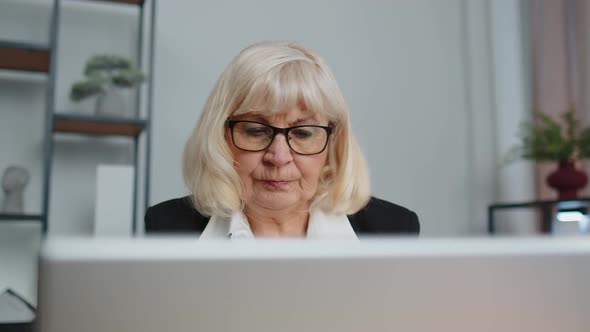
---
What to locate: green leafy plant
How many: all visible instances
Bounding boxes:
[514,107,590,161]
[70,55,145,102]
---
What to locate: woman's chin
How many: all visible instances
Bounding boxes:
[252,193,302,211]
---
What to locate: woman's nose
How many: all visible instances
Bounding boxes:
[263,134,293,166]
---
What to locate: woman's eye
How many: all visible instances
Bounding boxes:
[245,127,271,137]
[291,129,314,139]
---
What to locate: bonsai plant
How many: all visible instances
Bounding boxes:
[70,54,145,117]
[514,107,590,199]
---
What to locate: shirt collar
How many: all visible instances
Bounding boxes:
[200,210,357,240]
[227,211,254,239]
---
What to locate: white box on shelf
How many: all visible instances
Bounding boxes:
[94,165,134,236]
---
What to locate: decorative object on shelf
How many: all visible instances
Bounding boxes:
[512,107,590,199]
[1,165,30,214]
[70,54,145,117]
[545,160,588,200]
[94,165,134,236]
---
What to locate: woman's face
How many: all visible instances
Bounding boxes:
[227,106,330,213]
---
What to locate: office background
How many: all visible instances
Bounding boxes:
[2,0,587,302]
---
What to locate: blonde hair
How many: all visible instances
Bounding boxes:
[182,41,370,217]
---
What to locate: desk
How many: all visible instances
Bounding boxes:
[488,198,590,234]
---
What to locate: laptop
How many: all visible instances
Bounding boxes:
[37,237,590,332]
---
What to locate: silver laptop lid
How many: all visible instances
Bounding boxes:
[37,237,590,332]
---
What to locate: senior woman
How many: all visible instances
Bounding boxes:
[145,41,419,238]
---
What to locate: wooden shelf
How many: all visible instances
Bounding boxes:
[0,213,44,221]
[53,113,147,137]
[113,0,144,4]
[0,41,50,73]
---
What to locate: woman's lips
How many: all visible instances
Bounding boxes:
[262,180,290,188]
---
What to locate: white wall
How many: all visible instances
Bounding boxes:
[0,0,534,302]
[153,0,481,236]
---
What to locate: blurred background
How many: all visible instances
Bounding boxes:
[1,0,589,304]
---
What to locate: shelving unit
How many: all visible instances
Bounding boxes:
[0,0,156,234]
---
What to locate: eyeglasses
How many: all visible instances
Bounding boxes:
[227,120,333,155]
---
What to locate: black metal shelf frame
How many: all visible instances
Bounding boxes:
[0,41,50,51]
[488,198,590,234]
[0,214,44,221]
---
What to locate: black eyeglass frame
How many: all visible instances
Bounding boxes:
[226,119,333,155]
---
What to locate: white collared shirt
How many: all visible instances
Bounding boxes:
[200,210,358,240]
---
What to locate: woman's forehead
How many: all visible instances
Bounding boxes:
[231,107,327,124]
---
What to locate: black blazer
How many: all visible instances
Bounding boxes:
[145,196,419,236]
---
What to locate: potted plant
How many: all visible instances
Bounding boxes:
[514,107,590,199]
[70,54,145,117]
